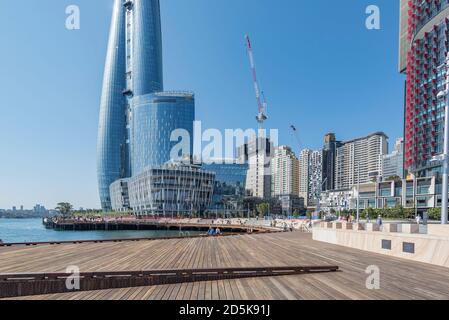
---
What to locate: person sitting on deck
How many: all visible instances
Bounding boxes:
[207,227,216,236]
[215,228,221,235]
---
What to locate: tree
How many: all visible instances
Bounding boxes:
[256,203,269,216]
[428,208,441,221]
[56,202,73,216]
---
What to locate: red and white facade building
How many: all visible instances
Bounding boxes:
[401,0,449,177]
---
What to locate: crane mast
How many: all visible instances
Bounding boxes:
[245,34,268,126]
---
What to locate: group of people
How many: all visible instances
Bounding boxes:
[207,227,221,236]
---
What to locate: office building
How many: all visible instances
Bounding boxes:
[128,163,215,216]
[202,160,248,210]
[277,194,305,216]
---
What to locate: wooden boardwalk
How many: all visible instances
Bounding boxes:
[1,232,449,300]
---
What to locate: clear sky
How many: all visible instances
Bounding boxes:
[0,0,404,209]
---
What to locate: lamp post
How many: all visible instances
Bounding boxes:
[441,67,449,225]
[432,54,449,224]
[356,162,361,222]
[315,177,328,219]
[432,53,449,225]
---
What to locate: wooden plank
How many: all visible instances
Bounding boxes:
[2,232,449,300]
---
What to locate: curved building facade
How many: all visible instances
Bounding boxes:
[97,0,127,210]
[98,0,196,212]
[131,0,164,96]
[403,0,449,176]
[98,0,166,210]
[128,163,215,216]
[131,92,195,176]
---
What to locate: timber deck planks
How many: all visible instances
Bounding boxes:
[1,232,449,300]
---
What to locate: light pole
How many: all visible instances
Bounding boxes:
[315,177,328,219]
[356,162,360,222]
[432,53,449,225]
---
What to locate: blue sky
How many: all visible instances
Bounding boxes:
[0,0,404,209]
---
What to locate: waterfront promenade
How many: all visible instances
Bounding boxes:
[41,217,280,234]
[1,231,449,300]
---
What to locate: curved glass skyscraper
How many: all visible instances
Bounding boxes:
[131,0,163,96]
[97,0,127,211]
[97,0,196,211]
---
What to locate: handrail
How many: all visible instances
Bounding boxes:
[0,232,246,248]
[0,265,339,298]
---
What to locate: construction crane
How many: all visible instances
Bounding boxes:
[290,125,302,150]
[245,34,268,127]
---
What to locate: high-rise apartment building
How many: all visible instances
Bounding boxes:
[382,138,405,179]
[271,146,299,197]
[97,0,195,210]
[335,132,388,190]
[298,149,322,207]
[298,149,311,205]
[401,0,449,177]
[308,151,323,207]
[322,133,342,191]
[239,137,273,199]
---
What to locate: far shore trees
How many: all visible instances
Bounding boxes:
[55,202,73,217]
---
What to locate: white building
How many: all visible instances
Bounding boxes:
[299,149,311,205]
[271,146,299,197]
[110,179,131,212]
[382,138,404,179]
[127,163,215,216]
[320,175,443,216]
[239,137,273,199]
[335,132,388,190]
[299,149,322,207]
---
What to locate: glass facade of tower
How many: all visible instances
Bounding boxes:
[128,163,215,216]
[97,0,168,210]
[131,92,195,176]
[130,0,163,96]
[202,162,248,209]
[97,0,127,211]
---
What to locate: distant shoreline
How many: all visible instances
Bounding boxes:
[0,216,45,220]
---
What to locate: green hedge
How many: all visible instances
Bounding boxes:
[361,206,415,220]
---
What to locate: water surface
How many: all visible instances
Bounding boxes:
[0,218,200,243]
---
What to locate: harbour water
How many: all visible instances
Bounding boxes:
[0,218,200,243]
